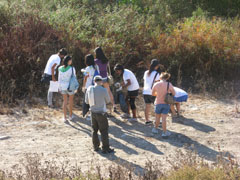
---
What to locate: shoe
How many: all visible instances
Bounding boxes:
[94,147,101,152]
[129,118,137,122]
[48,105,54,108]
[102,148,114,154]
[145,121,152,125]
[152,127,159,134]
[162,131,171,138]
[69,115,76,121]
[121,113,130,119]
[63,118,69,124]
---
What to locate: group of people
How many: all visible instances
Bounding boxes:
[42,48,188,154]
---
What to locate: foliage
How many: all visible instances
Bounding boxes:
[0,0,240,102]
[0,13,66,103]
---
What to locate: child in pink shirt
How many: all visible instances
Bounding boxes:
[152,72,175,138]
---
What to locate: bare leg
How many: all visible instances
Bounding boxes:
[176,103,180,114]
[69,94,74,117]
[155,114,161,128]
[161,114,168,132]
[145,103,151,122]
[170,104,177,116]
[62,94,68,120]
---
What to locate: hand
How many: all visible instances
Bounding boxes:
[52,77,56,82]
[121,82,125,87]
[82,87,86,93]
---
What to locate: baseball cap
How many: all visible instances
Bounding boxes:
[94,75,103,82]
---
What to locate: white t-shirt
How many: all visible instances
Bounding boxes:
[44,54,61,75]
[84,65,99,89]
[143,70,160,95]
[174,87,188,98]
[123,69,139,91]
[58,66,76,91]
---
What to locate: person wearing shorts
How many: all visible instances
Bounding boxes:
[94,47,116,112]
[152,72,175,138]
[114,64,140,121]
[143,59,161,124]
[58,56,76,123]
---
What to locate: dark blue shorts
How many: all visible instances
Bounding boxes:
[155,104,170,114]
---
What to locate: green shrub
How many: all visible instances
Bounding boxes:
[1,0,240,102]
[151,17,240,91]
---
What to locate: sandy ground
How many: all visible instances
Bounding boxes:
[0,94,240,174]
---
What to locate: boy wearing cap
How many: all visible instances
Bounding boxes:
[85,75,114,154]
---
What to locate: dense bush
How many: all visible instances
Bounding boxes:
[0,13,66,103]
[151,17,240,91]
[0,0,240,102]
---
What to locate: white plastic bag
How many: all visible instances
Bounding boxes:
[49,81,59,92]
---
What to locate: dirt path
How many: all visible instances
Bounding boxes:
[0,95,240,174]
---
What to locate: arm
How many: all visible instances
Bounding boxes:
[51,63,57,81]
[152,85,157,97]
[122,79,131,88]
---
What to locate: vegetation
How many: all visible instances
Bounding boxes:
[0,150,239,180]
[0,0,240,102]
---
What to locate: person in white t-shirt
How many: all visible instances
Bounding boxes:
[81,54,100,119]
[114,64,139,121]
[170,87,188,117]
[43,48,67,108]
[143,59,161,125]
[58,56,76,123]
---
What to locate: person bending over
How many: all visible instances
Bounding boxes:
[114,64,139,121]
[42,48,67,108]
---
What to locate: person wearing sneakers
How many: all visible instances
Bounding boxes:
[85,75,114,154]
[42,48,67,108]
[152,72,175,138]
[58,56,76,123]
[114,64,140,121]
[143,59,161,125]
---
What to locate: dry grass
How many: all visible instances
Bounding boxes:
[0,149,239,180]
